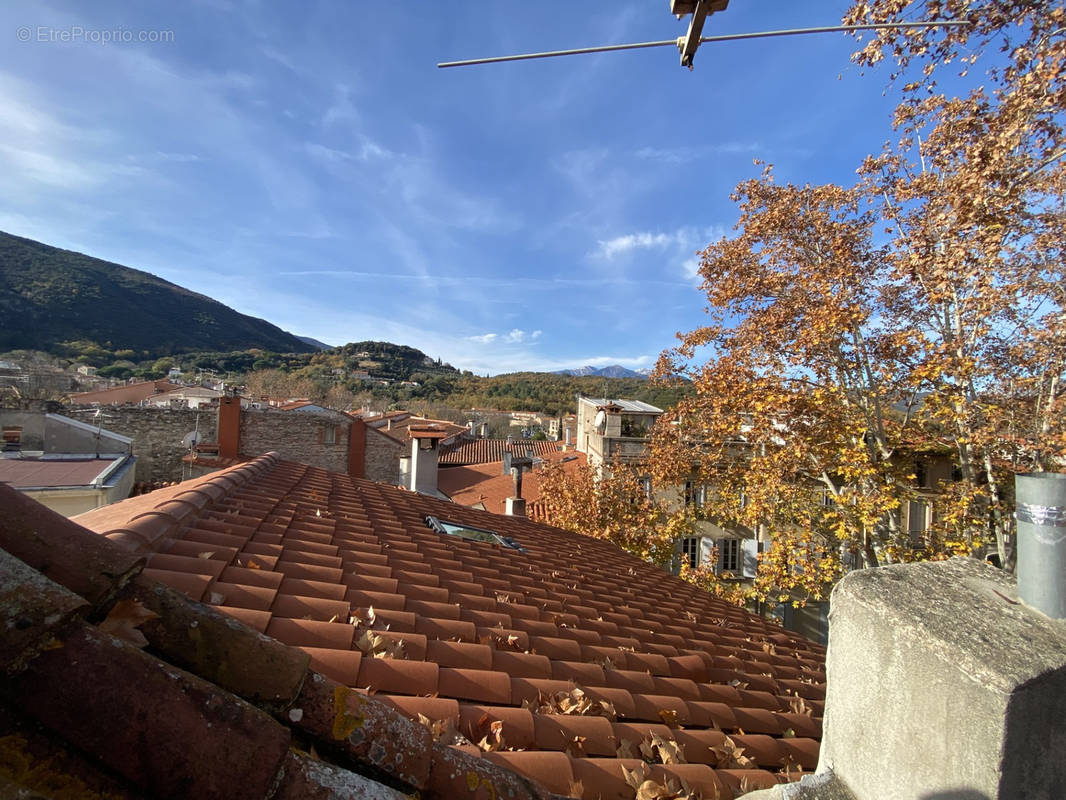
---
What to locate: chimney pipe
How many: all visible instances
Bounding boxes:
[218,396,241,460]
[1015,472,1066,618]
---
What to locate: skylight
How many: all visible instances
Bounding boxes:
[425,515,525,552]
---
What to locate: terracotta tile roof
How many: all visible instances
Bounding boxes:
[439,451,588,515]
[365,412,468,445]
[69,379,180,405]
[278,399,317,411]
[440,439,564,466]
[0,457,121,488]
[61,453,826,798]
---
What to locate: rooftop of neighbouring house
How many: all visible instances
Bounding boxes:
[581,399,664,414]
[68,378,180,405]
[2,453,825,799]
[363,412,468,445]
[440,438,564,467]
[0,455,130,489]
[438,450,588,516]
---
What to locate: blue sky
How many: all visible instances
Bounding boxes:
[1,1,905,375]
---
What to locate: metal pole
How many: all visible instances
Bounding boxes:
[1015,472,1066,618]
[437,21,970,68]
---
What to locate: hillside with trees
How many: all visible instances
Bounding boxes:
[0,231,315,357]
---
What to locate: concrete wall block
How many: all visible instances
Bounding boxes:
[819,558,1066,800]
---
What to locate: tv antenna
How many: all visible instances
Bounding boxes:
[438,1,968,71]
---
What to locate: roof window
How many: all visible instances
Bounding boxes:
[425,515,525,552]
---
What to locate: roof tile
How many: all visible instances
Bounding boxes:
[7,623,291,800]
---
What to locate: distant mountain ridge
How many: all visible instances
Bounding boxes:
[0,231,316,357]
[553,364,650,379]
[297,335,333,351]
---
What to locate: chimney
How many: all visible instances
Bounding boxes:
[479,422,488,438]
[408,425,446,495]
[218,396,241,460]
[564,428,572,447]
[347,416,366,479]
[505,497,526,517]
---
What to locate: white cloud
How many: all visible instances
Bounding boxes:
[635,141,761,164]
[682,256,702,281]
[504,329,526,344]
[592,226,725,283]
[466,333,497,344]
[595,231,679,260]
[531,330,542,340]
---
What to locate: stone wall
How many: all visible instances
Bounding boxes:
[66,405,217,484]
[365,428,402,485]
[240,409,349,474]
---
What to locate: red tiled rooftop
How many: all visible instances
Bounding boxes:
[363,412,468,444]
[439,450,588,515]
[66,453,826,798]
[440,438,563,466]
[69,379,180,405]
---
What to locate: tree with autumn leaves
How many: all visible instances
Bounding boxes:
[535,460,696,569]
[647,0,1064,605]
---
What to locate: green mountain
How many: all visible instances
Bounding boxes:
[0,231,315,357]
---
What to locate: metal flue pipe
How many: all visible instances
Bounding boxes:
[1016,472,1066,618]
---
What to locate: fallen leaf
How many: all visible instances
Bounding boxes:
[99,599,159,649]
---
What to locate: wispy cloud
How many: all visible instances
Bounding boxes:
[466,333,497,344]
[595,231,683,260]
[590,225,726,283]
[635,142,761,164]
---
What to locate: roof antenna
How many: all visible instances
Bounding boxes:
[438,2,968,72]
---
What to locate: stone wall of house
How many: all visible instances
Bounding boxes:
[365,430,402,485]
[240,409,349,474]
[67,405,217,484]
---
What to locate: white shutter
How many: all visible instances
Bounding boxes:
[741,539,759,578]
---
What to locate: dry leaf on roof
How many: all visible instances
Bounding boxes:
[710,735,755,769]
[789,694,812,716]
[98,599,159,649]
[356,630,404,660]
[621,763,702,800]
[564,735,587,758]
[761,641,777,656]
[657,709,681,729]
[568,780,586,798]
[207,591,226,605]
[728,679,749,689]
[739,776,760,795]
[522,686,616,720]
[640,733,686,765]
[476,719,507,753]
[600,656,616,671]
[416,713,470,747]
[197,551,214,559]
